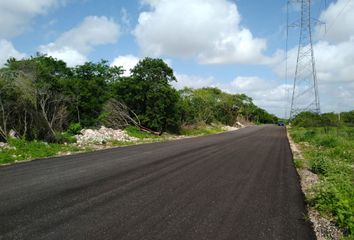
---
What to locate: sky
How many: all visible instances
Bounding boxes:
[0,0,353,117]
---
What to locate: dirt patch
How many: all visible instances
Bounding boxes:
[287,129,343,240]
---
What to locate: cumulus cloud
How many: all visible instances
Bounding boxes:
[39,16,120,66]
[272,0,354,115]
[134,0,270,64]
[173,73,290,116]
[271,38,354,114]
[111,55,140,76]
[316,0,354,43]
[231,76,291,114]
[173,74,218,90]
[0,39,26,66]
[0,0,63,39]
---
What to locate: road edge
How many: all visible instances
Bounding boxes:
[0,128,242,168]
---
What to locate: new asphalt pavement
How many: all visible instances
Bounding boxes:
[0,125,315,239]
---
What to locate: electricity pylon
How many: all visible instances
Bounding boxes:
[289,0,320,119]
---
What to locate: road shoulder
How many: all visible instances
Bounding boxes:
[286,128,343,240]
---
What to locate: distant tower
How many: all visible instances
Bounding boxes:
[289,0,320,119]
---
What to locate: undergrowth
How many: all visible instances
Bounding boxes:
[1,124,228,165]
[0,138,83,165]
[289,126,354,237]
[180,123,225,136]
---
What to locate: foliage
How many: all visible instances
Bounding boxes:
[67,123,82,135]
[291,111,349,127]
[180,123,225,136]
[124,126,159,139]
[64,60,123,127]
[0,54,278,143]
[178,87,277,126]
[111,58,180,133]
[1,55,71,141]
[289,127,354,236]
[293,158,304,168]
[341,111,354,125]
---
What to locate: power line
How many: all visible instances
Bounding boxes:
[324,0,352,35]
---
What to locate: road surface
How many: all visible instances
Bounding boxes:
[0,125,315,240]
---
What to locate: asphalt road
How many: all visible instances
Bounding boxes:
[0,125,315,240]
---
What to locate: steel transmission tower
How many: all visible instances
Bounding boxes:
[289,0,320,119]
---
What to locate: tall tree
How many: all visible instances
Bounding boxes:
[66,61,123,127]
[112,58,180,132]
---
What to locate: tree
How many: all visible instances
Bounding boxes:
[341,111,354,125]
[112,58,180,132]
[66,61,123,127]
[3,55,71,141]
[100,99,140,129]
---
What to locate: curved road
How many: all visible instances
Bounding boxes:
[0,125,315,240]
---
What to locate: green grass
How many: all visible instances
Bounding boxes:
[0,124,228,165]
[293,158,304,169]
[124,126,160,139]
[289,126,354,236]
[180,123,225,136]
[0,138,84,165]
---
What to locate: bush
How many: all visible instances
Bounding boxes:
[54,132,77,144]
[293,159,304,168]
[311,180,354,234]
[310,156,329,175]
[315,135,338,148]
[124,126,158,139]
[67,123,82,135]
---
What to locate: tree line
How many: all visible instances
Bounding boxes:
[291,111,354,127]
[0,55,278,142]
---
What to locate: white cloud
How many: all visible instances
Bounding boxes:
[173,73,291,116]
[273,38,354,84]
[134,0,269,64]
[42,46,88,67]
[0,0,63,39]
[294,0,354,113]
[174,74,217,90]
[316,0,354,43]
[231,76,291,115]
[272,38,354,115]
[111,55,140,76]
[0,39,26,66]
[39,16,120,67]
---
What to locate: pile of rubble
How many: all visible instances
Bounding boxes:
[76,126,138,145]
[0,142,16,150]
[222,126,239,131]
[234,121,245,128]
[0,142,8,148]
[222,122,245,131]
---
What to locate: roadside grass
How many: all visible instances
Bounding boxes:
[124,126,161,139]
[289,126,354,237]
[180,123,225,136]
[293,158,304,169]
[0,124,228,165]
[0,138,84,165]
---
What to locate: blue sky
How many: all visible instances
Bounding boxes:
[1,0,353,117]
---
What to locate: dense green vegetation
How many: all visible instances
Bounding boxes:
[0,54,277,143]
[289,112,354,237]
[291,111,354,128]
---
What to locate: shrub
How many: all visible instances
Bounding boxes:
[310,156,329,175]
[67,123,82,135]
[315,135,338,148]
